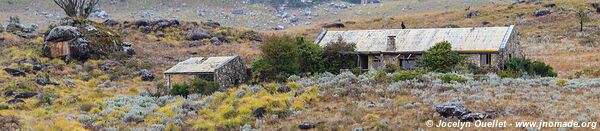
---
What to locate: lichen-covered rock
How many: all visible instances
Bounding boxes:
[460,113,486,122]
[35,75,60,86]
[534,10,552,17]
[44,18,124,61]
[15,92,38,99]
[186,28,212,40]
[298,122,316,130]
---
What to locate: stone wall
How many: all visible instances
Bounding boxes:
[214,56,247,88]
[498,30,524,69]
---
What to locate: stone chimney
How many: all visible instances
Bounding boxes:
[387,36,396,51]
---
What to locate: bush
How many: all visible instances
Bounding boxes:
[391,71,423,81]
[499,70,520,78]
[504,57,557,77]
[323,37,357,74]
[170,79,220,97]
[297,37,325,74]
[384,64,399,73]
[435,74,467,83]
[417,41,463,73]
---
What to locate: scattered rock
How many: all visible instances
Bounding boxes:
[322,22,345,28]
[14,92,37,99]
[103,19,120,27]
[188,41,203,47]
[352,128,364,131]
[253,107,266,118]
[435,102,470,118]
[298,122,316,130]
[235,90,246,98]
[4,90,15,97]
[272,25,286,30]
[460,113,486,122]
[187,28,212,40]
[204,21,221,28]
[63,80,75,88]
[35,75,60,86]
[133,19,150,28]
[140,69,155,81]
[3,68,26,76]
[97,80,112,88]
[123,42,135,55]
[7,99,24,104]
[543,3,556,8]
[210,37,221,44]
[465,10,480,18]
[232,8,244,15]
[44,26,79,42]
[534,10,552,17]
[91,10,109,19]
[277,86,292,93]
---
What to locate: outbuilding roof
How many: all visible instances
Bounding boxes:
[164,56,237,74]
[315,25,515,53]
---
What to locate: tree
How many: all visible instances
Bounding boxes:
[53,0,100,19]
[417,41,462,73]
[255,35,301,81]
[576,9,589,32]
[323,37,357,74]
[296,37,325,74]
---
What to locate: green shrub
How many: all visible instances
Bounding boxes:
[499,70,520,78]
[373,70,390,82]
[504,57,557,77]
[171,83,191,97]
[384,64,399,73]
[171,79,220,97]
[417,41,463,73]
[323,37,357,74]
[391,71,423,81]
[435,74,467,83]
[0,105,9,110]
[297,37,325,74]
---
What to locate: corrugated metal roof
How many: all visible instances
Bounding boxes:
[164,56,237,74]
[317,25,514,53]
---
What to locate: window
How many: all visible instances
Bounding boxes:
[373,55,381,70]
[481,54,492,65]
[401,60,416,69]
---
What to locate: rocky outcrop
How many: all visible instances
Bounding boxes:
[534,10,552,17]
[186,28,212,40]
[43,18,126,61]
[3,68,26,76]
[435,102,494,122]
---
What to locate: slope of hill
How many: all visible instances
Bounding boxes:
[0,0,511,30]
[276,0,600,76]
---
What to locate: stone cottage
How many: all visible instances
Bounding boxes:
[164,56,247,88]
[314,25,522,71]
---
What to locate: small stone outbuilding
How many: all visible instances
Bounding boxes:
[164,56,247,89]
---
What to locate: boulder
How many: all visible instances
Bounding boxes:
[14,92,37,99]
[322,22,345,28]
[140,69,155,81]
[7,99,24,104]
[35,75,60,86]
[435,102,470,118]
[5,23,25,33]
[272,25,286,30]
[3,68,26,76]
[253,107,266,118]
[460,113,486,122]
[123,42,135,55]
[97,80,112,88]
[188,40,203,47]
[232,8,244,15]
[4,90,15,97]
[45,26,80,42]
[543,3,556,8]
[534,10,552,17]
[205,21,221,28]
[69,38,93,60]
[103,19,120,27]
[465,10,480,18]
[277,86,292,93]
[298,122,316,130]
[210,37,221,44]
[134,19,150,28]
[63,80,76,88]
[187,29,212,40]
